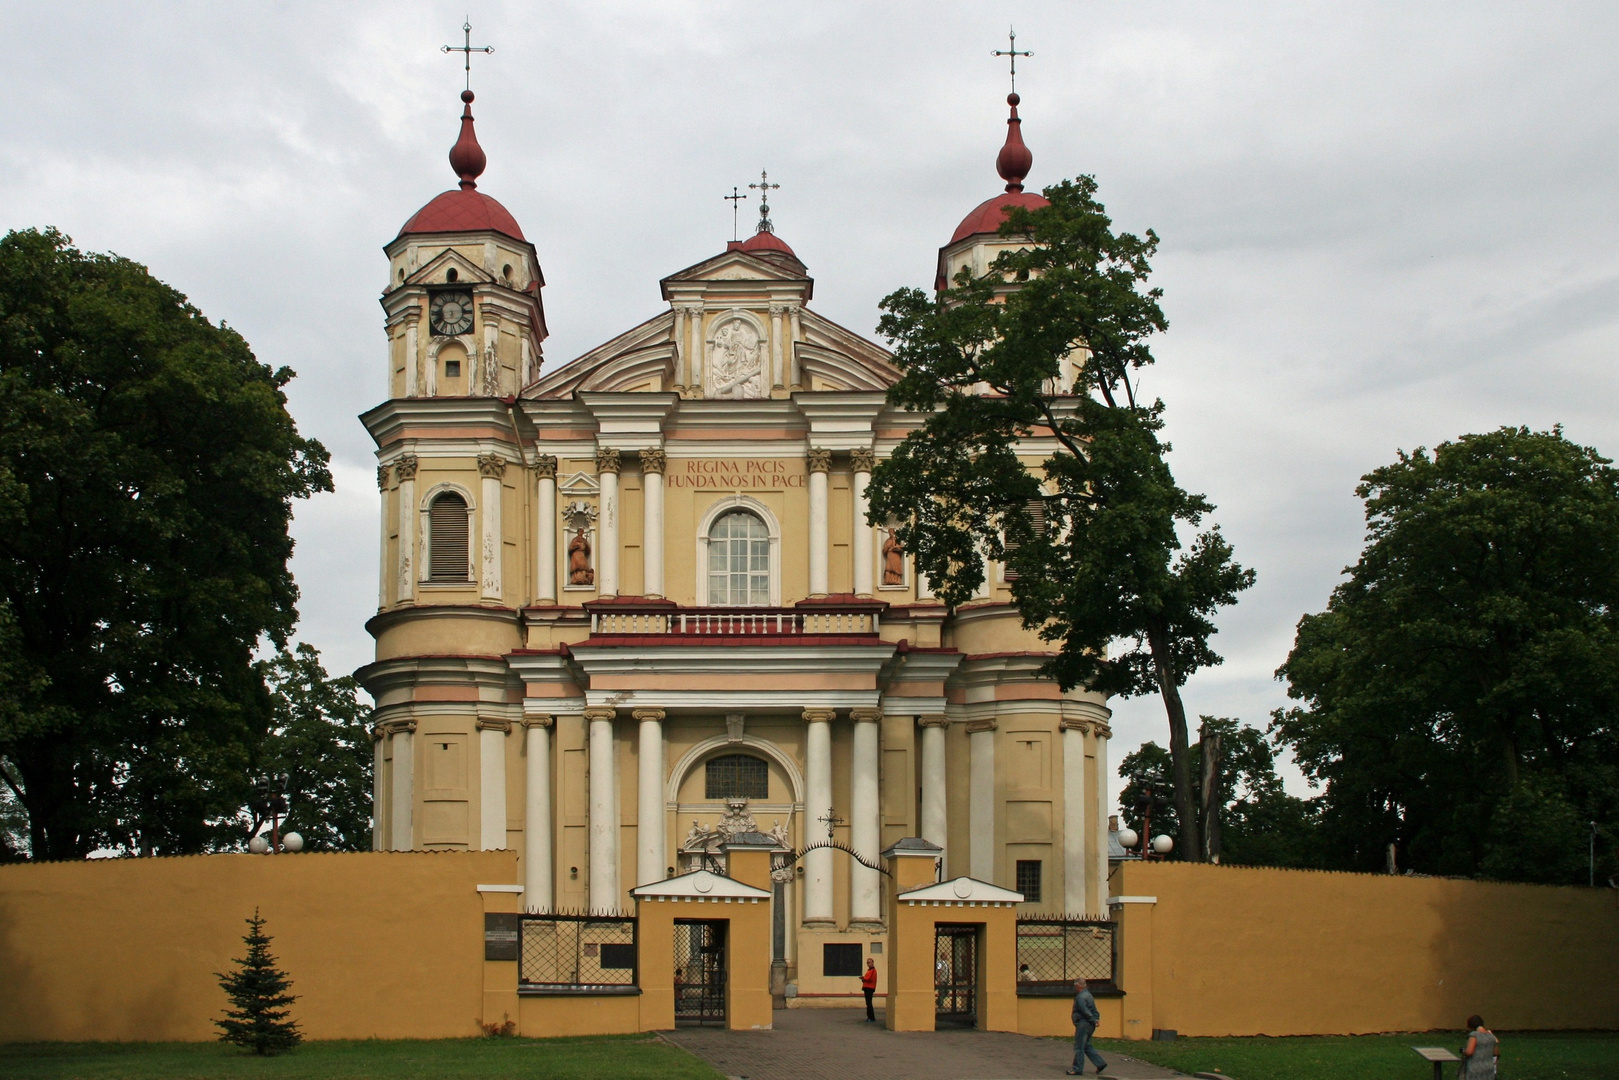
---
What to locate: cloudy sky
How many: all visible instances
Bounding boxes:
[5,2,1617,812]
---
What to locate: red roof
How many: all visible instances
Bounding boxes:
[736,229,797,257]
[398,188,526,242]
[949,190,1049,245]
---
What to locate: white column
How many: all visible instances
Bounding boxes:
[803,709,835,923]
[968,719,996,882]
[919,715,949,877]
[404,319,419,397]
[1093,722,1112,913]
[523,715,554,912]
[807,448,831,597]
[640,449,666,598]
[478,719,508,850]
[371,728,385,851]
[687,307,705,395]
[1062,719,1089,914]
[849,708,882,923]
[390,721,415,851]
[395,455,418,603]
[534,456,557,603]
[788,308,803,389]
[770,305,786,392]
[586,707,620,911]
[851,448,874,597]
[671,306,688,393]
[377,464,391,608]
[635,708,666,887]
[596,449,620,598]
[478,454,505,599]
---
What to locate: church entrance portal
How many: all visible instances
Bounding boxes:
[934,924,979,1028]
[674,920,728,1026]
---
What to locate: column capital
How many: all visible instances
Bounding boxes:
[638,447,666,475]
[768,304,788,317]
[371,722,387,742]
[1092,722,1113,739]
[1059,718,1092,734]
[477,453,508,479]
[807,447,832,473]
[632,707,666,723]
[522,714,555,729]
[682,304,704,319]
[917,714,950,729]
[801,708,836,724]
[531,454,558,480]
[583,705,618,723]
[850,447,875,473]
[595,447,622,474]
[849,707,883,724]
[965,718,998,734]
[381,718,418,736]
[377,464,392,490]
[476,717,512,733]
[394,453,419,481]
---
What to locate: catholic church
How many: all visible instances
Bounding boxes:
[358,80,1114,1001]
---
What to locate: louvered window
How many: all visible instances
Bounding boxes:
[1003,497,1047,581]
[428,492,471,582]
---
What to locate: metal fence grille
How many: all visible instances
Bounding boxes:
[1016,916,1116,988]
[520,913,637,990]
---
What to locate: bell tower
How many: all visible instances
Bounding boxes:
[380,89,547,399]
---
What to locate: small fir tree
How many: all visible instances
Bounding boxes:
[215,908,302,1055]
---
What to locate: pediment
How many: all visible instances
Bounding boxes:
[630,869,770,900]
[406,248,493,289]
[661,249,809,293]
[898,876,1025,904]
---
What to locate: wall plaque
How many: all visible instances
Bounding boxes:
[484,912,520,961]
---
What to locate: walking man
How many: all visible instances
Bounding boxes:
[1068,978,1108,1076]
[861,957,879,1022]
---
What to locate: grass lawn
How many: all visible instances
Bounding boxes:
[0,1034,725,1080]
[1097,1031,1619,1080]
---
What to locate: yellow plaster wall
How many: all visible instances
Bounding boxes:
[0,851,517,1042]
[1017,993,1123,1039]
[1116,861,1619,1037]
[518,993,640,1037]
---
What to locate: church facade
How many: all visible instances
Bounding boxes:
[359,86,1113,1000]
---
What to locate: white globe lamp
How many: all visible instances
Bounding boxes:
[247,835,270,855]
[1151,834,1174,855]
[281,832,304,853]
[1117,828,1139,850]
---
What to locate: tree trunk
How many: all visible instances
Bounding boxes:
[1147,622,1202,861]
[1199,722,1222,863]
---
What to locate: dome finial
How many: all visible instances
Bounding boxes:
[448,90,487,190]
[996,93,1032,193]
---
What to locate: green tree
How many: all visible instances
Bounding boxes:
[0,228,331,859]
[215,909,302,1055]
[867,177,1254,859]
[1118,718,1324,868]
[236,645,374,851]
[1275,427,1619,883]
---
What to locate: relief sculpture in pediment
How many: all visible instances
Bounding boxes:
[707,316,764,400]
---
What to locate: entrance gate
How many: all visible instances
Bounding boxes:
[673,919,728,1026]
[934,923,979,1027]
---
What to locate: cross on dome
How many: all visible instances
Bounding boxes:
[749,170,781,235]
[992,26,1032,95]
[442,20,494,93]
[723,186,749,242]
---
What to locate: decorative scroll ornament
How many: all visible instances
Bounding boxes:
[377,464,391,490]
[477,453,507,478]
[708,316,764,400]
[682,798,791,863]
[394,454,419,481]
[595,447,622,474]
[639,447,666,474]
[806,447,832,473]
[531,454,558,480]
[850,447,875,473]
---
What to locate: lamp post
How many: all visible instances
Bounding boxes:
[1133,782,1172,861]
[252,776,289,854]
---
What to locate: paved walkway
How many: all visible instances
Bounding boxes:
[662,1006,1186,1080]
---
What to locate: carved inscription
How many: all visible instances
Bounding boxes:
[666,459,806,489]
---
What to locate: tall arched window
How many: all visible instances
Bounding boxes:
[428,491,470,582]
[707,510,769,606]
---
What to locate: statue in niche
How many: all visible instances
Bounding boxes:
[568,527,594,585]
[708,317,764,400]
[882,528,906,586]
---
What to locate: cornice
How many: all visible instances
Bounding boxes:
[364,602,521,639]
[359,396,520,447]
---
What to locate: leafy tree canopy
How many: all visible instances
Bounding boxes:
[867,178,1253,858]
[1275,426,1619,883]
[0,228,332,859]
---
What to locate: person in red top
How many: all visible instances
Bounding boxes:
[861,958,879,1021]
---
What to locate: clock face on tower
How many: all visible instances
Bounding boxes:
[429,290,474,337]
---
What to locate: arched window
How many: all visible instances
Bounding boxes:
[705,754,769,800]
[707,510,769,606]
[428,491,470,582]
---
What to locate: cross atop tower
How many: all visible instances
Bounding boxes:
[992,26,1032,94]
[442,20,494,93]
[749,170,781,235]
[723,186,749,242]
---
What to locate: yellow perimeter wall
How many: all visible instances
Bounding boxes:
[1111,861,1619,1038]
[0,851,517,1042]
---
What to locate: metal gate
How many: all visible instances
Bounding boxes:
[934,923,979,1027]
[674,919,728,1026]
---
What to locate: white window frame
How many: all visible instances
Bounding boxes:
[695,494,781,607]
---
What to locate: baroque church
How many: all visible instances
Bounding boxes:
[359,83,1114,1001]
